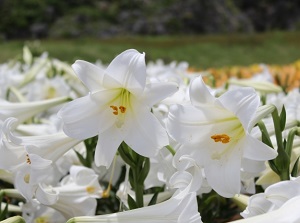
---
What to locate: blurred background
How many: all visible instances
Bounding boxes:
[1,0,300,69]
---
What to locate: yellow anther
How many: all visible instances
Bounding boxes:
[110,105,119,115]
[26,154,31,164]
[211,134,230,144]
[86,186,96,194]
[119,106,126,113]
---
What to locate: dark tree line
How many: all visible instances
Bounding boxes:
[1,0,300,39]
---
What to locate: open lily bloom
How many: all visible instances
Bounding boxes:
[167,76,277,197]
[58,49,178,168]
[0,96,69,123]
[236,195,300,223]
[22,199,67,223]
[0,118,82,200]
[241,176,300,219]
[67,192,201,223]
[33,165,102,219]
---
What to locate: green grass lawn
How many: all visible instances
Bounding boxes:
[1,31,300,69]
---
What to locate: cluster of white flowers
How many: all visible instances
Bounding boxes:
[0,47,300,223]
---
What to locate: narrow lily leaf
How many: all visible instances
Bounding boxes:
[291,156,300,177]
[74,150,88,167]
[257,121,273,148]
[279,106,286,132]
[0,202,8,221]
[118,145,136,168]
[268,159,280,176]
[138,158,150,185]
[285,127,298,158]
[128,194,138,210]
[148,191,160,206]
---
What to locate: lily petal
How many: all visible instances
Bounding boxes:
[218,87,259,130]
[189,76,216,106]
[265,180,300,207]
[58,93,116,139]
[243,134,277,161]
[167,104,236,144]
[72,60,121,91]
[105,49,146,95]
[58,96,101,139]
[124,106,168,157]
[95,126,123,168]
[205,144,243,197]
[72,60,105,92]
[141,82,178,107]
[238,196,300,223]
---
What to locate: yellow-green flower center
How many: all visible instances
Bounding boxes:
[210,118,245,160]
[109,88,131,128]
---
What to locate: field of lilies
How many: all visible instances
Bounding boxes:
[1,46,300,223]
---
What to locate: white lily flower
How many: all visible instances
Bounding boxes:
[0,96,70,123]
[58,49,178,168]
[67,192,201,223]
[0,61,25,100]
[35,166,102,219]
[22,199,66,223]
[0,118,81,172]
[237,195,300,223]
[144,146,177,190]
[0,118,82,200]
[116,182,172,208]
[241,176,300,219]
[167,76,277,197]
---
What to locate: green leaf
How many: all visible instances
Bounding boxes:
[257,121,273,148]
[128,168,134,188]
[0,202,8,221]
[74,150,88,167]
[268,159,280,175]
[291,157,300,177]
[148,191,160,206]
[279,106,286,131]
[285,127,300,158]
[118,145,136,168]
[127,194,138,210]
[138,158,150,184]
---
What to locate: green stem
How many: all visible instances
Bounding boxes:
[165,145,176,156]
[133,167,144,208]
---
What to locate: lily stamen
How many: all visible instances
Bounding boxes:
[211,134,231,144]
[26,154,31,164]
[119,106,126,113]
[110,105,119,115]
